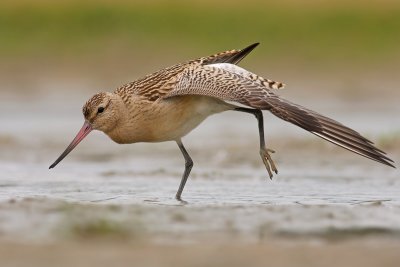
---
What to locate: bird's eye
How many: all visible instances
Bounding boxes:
[97,107,104,114]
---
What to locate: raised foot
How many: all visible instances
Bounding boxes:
[260,148,278,179]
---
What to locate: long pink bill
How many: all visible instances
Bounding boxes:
[49,121,92,169]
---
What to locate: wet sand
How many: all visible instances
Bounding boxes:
[1,240,400,267]
[1,86,399,266]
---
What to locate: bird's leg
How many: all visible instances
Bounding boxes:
[175,139,194,202]
[234,107,278,179]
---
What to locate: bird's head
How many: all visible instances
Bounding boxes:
[49,92,122,169]
[82,92,120,133]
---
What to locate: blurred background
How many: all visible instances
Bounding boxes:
[0,0,400,266]
[2,0,399,153]
[1,0,399,96]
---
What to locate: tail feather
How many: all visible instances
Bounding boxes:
[267,97,395,168]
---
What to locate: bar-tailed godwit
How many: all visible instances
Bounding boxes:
[49,43,395,201]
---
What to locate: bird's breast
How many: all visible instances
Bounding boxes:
[106,95,232,143]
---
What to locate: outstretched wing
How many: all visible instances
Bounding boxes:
[265,97,394,167]
[200,42,260,65]
[116,43,266,101]
[163,63,395,168]
[165,63,284,101]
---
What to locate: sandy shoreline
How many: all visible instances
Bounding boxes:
[1,76,399,267]
[1,240,400,267]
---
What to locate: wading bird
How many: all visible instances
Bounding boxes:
[49,43,395,201]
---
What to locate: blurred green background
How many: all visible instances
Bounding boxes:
[2,0,400,59]
[1,0,399,87]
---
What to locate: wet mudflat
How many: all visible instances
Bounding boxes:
[0,93,399,266]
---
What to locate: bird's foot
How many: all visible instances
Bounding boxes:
[260,148,278,179]
[175,195,188,205]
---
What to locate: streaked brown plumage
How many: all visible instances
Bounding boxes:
[50,43,395,201]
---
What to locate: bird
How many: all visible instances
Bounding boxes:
[49,43,395,201]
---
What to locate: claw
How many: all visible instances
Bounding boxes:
[266,148,275,153]
[260,148,278,179]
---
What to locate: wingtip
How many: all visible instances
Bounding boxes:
[247,42,260,49]
[385,160,396,169]
[376,151,395,168]
[240,43,259,52]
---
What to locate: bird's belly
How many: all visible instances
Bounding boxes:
[148,96,232,142]
[107,96,232,143]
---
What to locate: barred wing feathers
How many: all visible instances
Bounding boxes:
[164,63,394,168]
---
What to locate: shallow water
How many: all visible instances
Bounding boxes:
[0,93,399,244]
